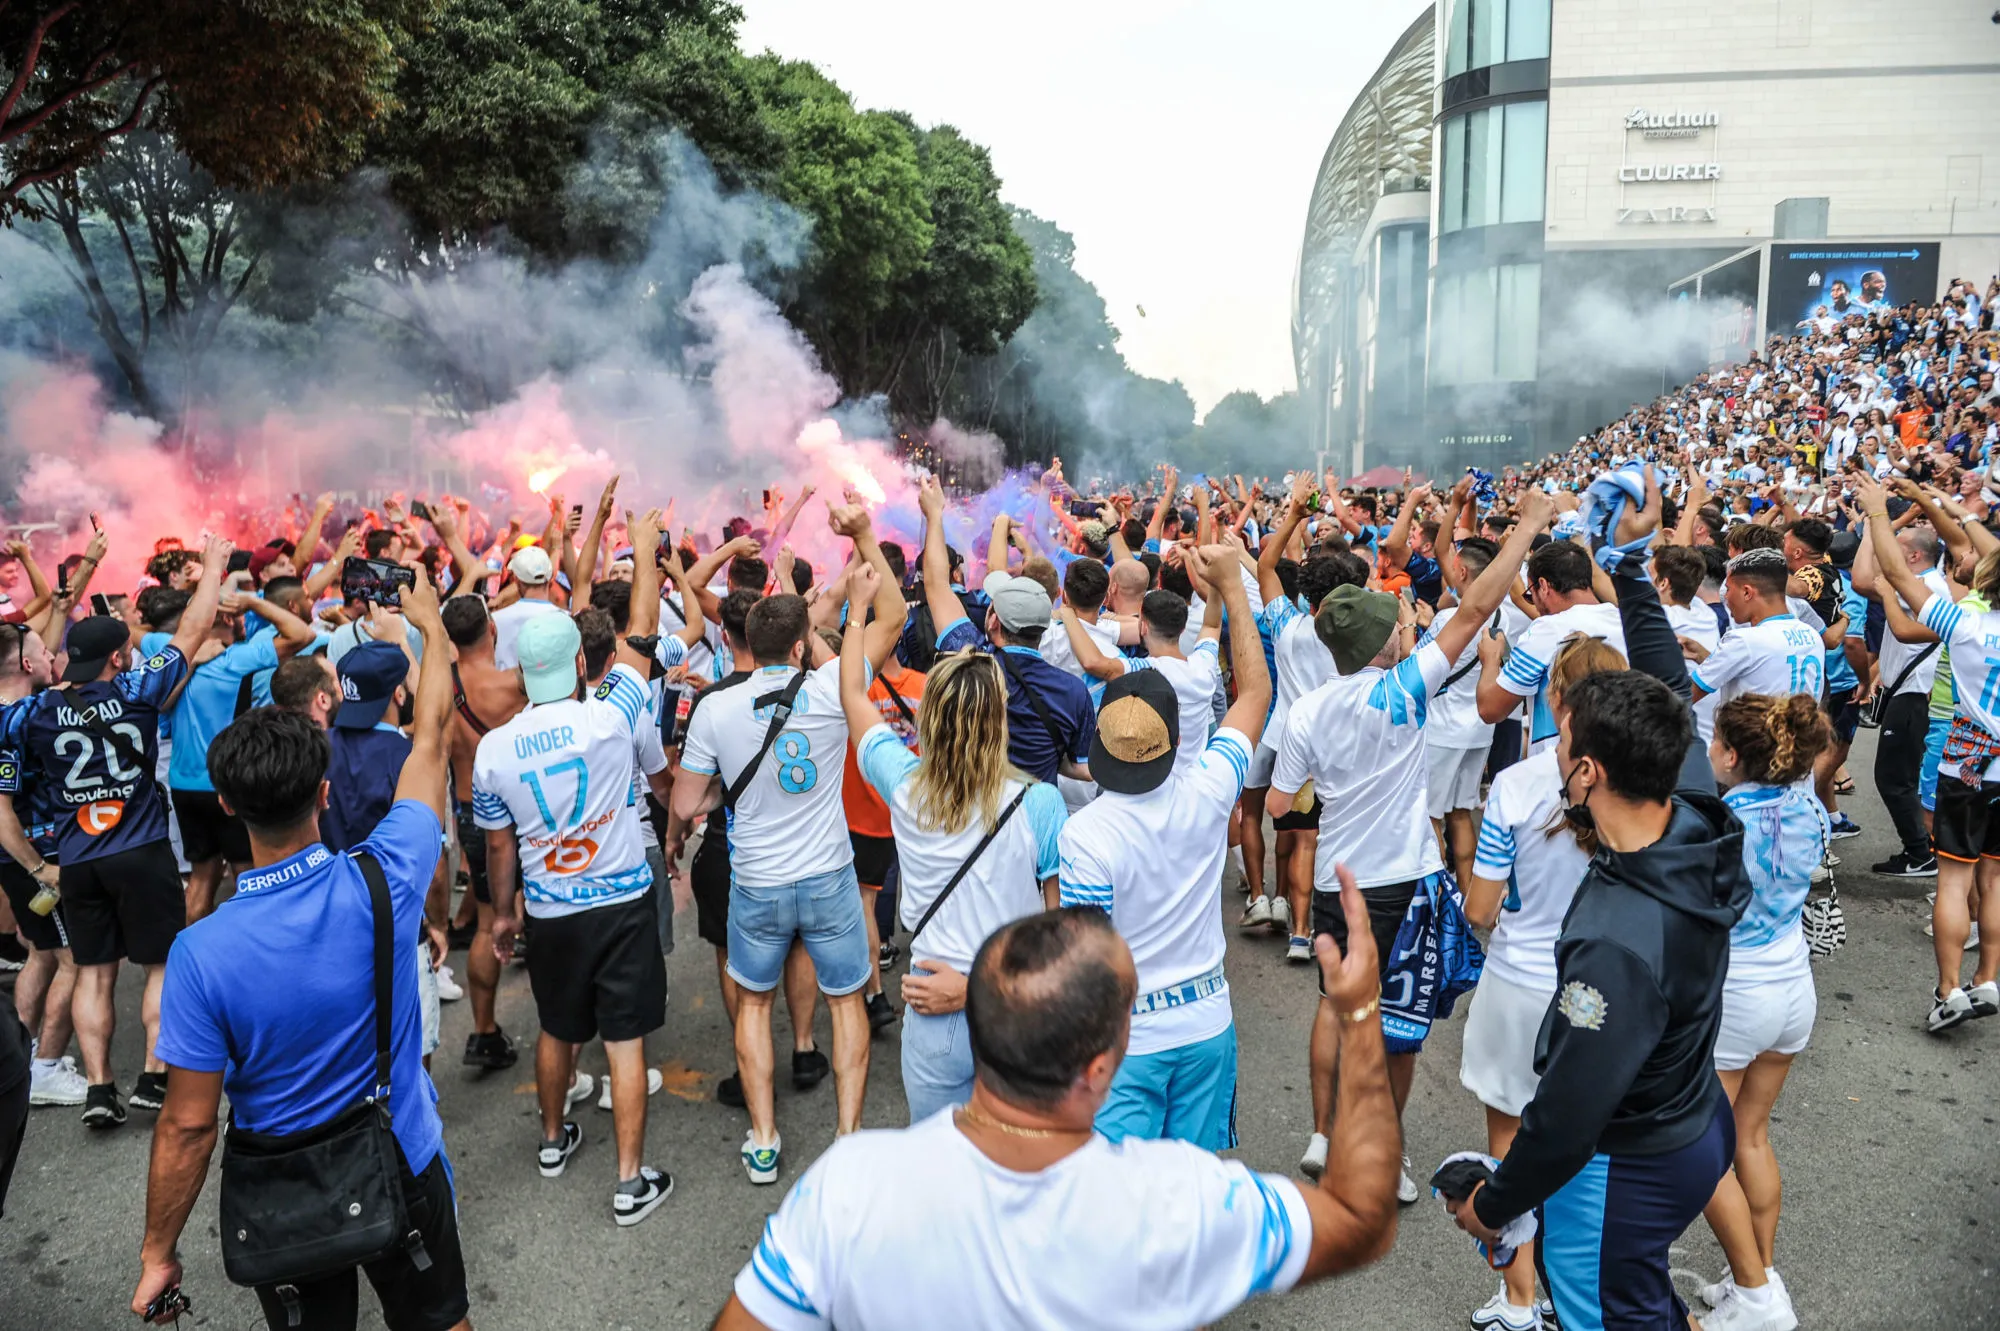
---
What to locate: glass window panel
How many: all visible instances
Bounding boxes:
[1496,264,1542,381]
[1463,268,1498,383]
[1470,0,1504,69]
[1500,100,1547,223]
[1475,107,1505,228]
[1441,115,1466,233]
[1505,0,1550,61]
[1429,273,1455,385]
[1447,0,1471,76]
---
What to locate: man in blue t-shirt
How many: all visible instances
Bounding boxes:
[918,482,1094,784]
[323,641,414,853]
[6,535,228,1128]
[134,574,469,1331]
[165,578,318,922]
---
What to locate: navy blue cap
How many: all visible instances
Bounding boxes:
[335,641,407,730]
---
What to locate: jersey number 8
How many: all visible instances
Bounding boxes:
[776,731,816,793]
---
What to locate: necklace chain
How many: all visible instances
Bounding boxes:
[957,1102,1081,1139]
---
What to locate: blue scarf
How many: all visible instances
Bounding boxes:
[1380,871,1485,1055]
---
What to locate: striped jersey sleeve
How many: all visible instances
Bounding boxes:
[1473,774,1518,880]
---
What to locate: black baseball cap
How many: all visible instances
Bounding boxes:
[62,615,130,683]
[1089,670,1179,795]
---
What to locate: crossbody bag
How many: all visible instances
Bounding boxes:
[1867,641,1939,727]
[724,671,809,808]
[218,852,429,1317]
[994,650,1072,763]
[908,787,1030,946]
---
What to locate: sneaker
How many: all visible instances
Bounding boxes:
[81,1082,125,1129]
[128,1070,168,1112]
[1539,1297,1559,1329]
[537,1121,583,1177]
[1697,1281,1797,1331]
[878,941,902,972]
[463,1027,519,1070]
[1928,986,1976,1034]
[792,1047,830,1091]
[1398,1153,1420,1204]
[1822,850,1840,867]
[1828,815,1862,840]
[29,1057,87,1107]
[0,932,26,971]
[1925,920,1981,949]
[1299,1131,1329,1179]
[434,965,464,1002]
[742,1131,781,1185]
[1969,980,2000,1018]
[599,1066,664,1110]
[1697,1273,1737,1309]
[1872,852,1937,877]
[1269,896,1293,932]
[613,1166,673,1227]
[566,1072,596,1113]
[1810,860,1831,886]
[1239,895,1273,927]
[1470,1287,1540,1331]
[867,992,899,1032]
[1286,935,1312,962]
[716,1072,746,1108]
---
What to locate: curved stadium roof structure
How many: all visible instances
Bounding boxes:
[1292,7,1436,419]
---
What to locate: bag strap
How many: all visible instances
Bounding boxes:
[234,671,258,719]
[1435,657,1479,698]
[995,649,1069,758]
[879,671,917,729]
[724,670,809,808]
[1883,640,1940,698]
[450,662,490,736]
[909,787,1030,945]
[351,851,395,1101]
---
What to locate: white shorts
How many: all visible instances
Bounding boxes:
[1426,744,1487,819]
[417,947,441,1058]
[1713,968,1816,1071]
[1247,739,1278,790]
[1459,972,1552,1117]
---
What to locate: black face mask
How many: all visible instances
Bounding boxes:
[1562,759,1597,832]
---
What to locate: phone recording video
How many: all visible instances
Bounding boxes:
[341,555,417,608]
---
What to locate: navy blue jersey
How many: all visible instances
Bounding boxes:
[0,694,63,862]
[13,646,188,863]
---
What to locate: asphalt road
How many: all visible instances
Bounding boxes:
[3,727,1997,1330]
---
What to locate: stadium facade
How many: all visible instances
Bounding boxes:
[1295,0,2000,476]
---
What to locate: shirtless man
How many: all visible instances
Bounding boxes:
[442,594,528,1070]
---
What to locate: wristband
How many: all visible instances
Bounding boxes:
[1339,995,1381,1024]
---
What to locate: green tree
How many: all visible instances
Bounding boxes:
[1,0,428,218]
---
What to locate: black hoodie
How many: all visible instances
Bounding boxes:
[1474,787,1751,1228]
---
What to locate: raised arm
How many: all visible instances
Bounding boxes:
[1056,604,1126,682]
[1258,471,1314,606]
[685,535,759,622]
[390,574,452,823]
[839,565,884,740]
[167,535,231,661]
[1192,544,1270,747]
[574,474,620,598]
[763,484,815,558]
[9,539,51,626]
[987,515,1014,587]
[305,526,362,602]
[919,477,969,642]
[1382,483,1430,575]
[616,507,665,675]
[830,503,907,672]
[247,587,318,661]
[1895,478,1969,569]
[428,502,485,597]
[1431,491,1553,666]
[660,544,708,648]
[1854,475,1934,617]
[297,492,334,572]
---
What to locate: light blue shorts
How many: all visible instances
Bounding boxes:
[1094,1023,1238,1151]
[1921,713,1952,812]
[727,863,872,997]
[902,1005,973,1125]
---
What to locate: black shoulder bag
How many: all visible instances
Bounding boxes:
[908,787,1030,945]
[218,852,428,1318]
[724,671,809,808]
[1867,641,1939,727]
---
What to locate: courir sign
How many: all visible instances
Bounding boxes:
[1619,163,1722,182]
[1624,108,1718,138]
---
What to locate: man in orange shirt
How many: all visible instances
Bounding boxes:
[842,652,926,1033]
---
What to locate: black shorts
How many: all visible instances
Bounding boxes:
[691,823,731,950]
[1310,877,1421,998]
[61,841,184,966]
[0,858,69,953]
[850,832,896,888]
[172,787,251,865]
[1933,779,2000,864]
[1823,686,1862,745]
[525,891,667,1044]
[453,802,489,905]
[1273,795,1323,834]
[251,1147,468,1331]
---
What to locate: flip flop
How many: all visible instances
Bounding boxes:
[1833,777,1855,796]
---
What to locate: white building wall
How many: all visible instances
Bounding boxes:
[1544,0,2000,247]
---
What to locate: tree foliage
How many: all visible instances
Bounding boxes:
[0,0,428,218]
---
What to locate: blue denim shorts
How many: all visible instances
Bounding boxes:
[726,863,872,997]
[902,1006,973,1125]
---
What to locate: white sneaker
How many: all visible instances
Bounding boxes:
[1286,935,1312,962]
[29,1056,88,1107]
[742,1131,781,1185]
[565,1072,595,1112]
[434,965,464,1002]
[1696,1272,1736,1309]
[1697,1280,1797,1331]
[1470,1287,1540,1331]
[1270,897,1293,932]
[1299,1131,1329,1179]
[1928,986,1976,1034]
[1239,895,1273,927]
[600,1065,665,1110]
[1968,979,2000,1018]
[1397,1153,1420,1204]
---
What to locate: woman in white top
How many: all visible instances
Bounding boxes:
[1695,693,1831,1331]
[1460,634,1628,1331]
[839,567,1065,1124]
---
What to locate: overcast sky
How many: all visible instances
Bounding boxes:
[738,0,1434,416]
